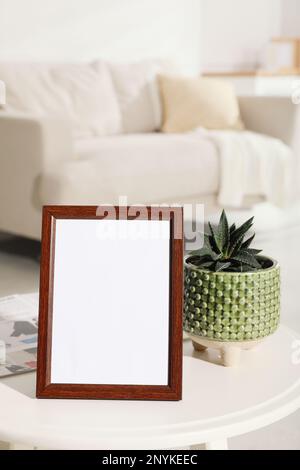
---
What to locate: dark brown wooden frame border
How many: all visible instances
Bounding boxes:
[36,205,183,401]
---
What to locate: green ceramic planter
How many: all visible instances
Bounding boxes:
[184,256,280,342]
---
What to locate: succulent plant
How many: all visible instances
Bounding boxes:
[188,210,265,273]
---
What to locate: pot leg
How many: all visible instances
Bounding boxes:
[221,346,241,367]
[192,340,207,352]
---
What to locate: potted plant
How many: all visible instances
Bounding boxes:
[184,210,280,366]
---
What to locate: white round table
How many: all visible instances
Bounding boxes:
[1,325,300,450]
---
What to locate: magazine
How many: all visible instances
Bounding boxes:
[0,293,38,378]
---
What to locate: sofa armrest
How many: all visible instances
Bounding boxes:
[0,111,73,168]
[239,96,300,154]
[0,112,73,238]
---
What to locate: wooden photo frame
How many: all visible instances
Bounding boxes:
[36,206,183,400]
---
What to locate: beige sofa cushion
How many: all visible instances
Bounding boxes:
[159,75,244,133]
[0,80,5,106]
[107,59,178,133]
[39,133,219,205]
[0,61,122,138]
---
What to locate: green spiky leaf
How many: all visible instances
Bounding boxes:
[214,261,231,272]
[229,223,236,237]
[187,210,264,273]
[230,217,254,246]
[208,222,222,253]
[242,233,255,249]
[231,251,262,269]
[219,210,229,251]
[199,261,216,269]
[189,246,219,260]
[229,236,244,257]
[245,248,262,256]
[203,233,211,247]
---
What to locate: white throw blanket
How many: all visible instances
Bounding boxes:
[195,128,295,208]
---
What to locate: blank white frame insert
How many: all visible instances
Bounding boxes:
[50,219,170,386]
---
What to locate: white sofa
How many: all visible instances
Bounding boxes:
[0,60,299,240]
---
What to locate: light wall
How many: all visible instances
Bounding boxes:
[0,0,299,74]
[0,0,202,73]
[200,0,282,71]
[281,0,300,36]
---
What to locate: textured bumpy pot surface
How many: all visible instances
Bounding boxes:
[184,256,280,342]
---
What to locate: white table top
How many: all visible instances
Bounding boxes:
[0,325,300,449]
